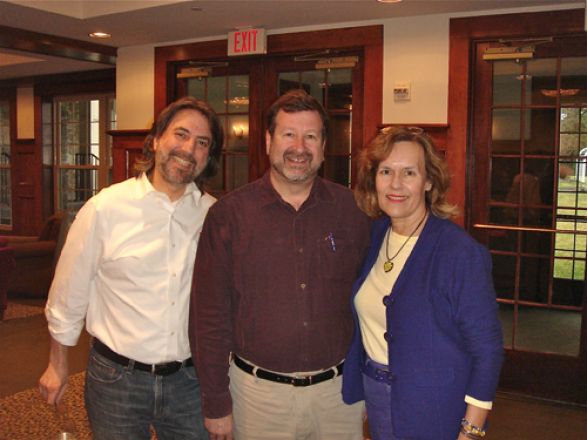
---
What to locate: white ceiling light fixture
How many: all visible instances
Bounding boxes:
[89,32,111,39]
[377,0,403,3]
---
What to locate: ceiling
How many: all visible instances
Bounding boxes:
[0,0,577,81]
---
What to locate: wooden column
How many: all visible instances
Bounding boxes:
[109,130,148,183]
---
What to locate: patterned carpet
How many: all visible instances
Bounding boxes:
[0,371,91,440]
[1,301,45,321]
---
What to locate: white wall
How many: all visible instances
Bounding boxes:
[382,14,450,124]
[116,45,155,130]
[114,3,581,129]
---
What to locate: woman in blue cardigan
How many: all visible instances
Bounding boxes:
[342,127,503,440]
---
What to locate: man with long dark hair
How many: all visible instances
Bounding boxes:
[39,97,222,439]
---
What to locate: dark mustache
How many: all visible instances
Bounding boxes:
[284,151,313,161]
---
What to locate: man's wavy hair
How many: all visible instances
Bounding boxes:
[266,89,328,141]
[134,97,223,192]
[354,126,458,219]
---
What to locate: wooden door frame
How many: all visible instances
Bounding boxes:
[448,8,585,228]
[449,8,587,403]
[154,25,383,183]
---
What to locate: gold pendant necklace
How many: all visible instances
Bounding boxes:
[383,211,428,273]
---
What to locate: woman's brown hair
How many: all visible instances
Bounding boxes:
[354,126,458,219]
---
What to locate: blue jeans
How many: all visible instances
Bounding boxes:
[362,358,404,440]
[84,347,207,440]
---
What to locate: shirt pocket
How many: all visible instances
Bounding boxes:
[317,234,357,285]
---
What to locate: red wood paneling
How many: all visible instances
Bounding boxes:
[109,130,149,183]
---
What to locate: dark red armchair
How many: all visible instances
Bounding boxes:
[0,211,71,298]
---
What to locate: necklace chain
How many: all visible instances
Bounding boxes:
[383,211,428,273]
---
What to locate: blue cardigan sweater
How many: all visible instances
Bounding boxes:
[342,214,503,440]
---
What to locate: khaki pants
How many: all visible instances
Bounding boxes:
[229,360,364,440]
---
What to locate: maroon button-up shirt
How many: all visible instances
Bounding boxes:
[189,172,371,418]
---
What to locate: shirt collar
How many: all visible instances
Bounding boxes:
[258,171,336,209]
[135,172,202,204]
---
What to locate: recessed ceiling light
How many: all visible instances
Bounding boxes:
[89,32,111,39]
[377,0,402,3]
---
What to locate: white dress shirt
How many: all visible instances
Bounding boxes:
[46,173,215,364]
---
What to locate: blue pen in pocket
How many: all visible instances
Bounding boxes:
[326,232,336,252]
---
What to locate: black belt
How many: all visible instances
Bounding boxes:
[92,338,192,376]
[233,355,343,387]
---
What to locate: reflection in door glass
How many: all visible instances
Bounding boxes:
[492,61,522,106]
[526,58,557,106]
[485,53,586,357]
[515,305,581,355]
[187,74,250,194]
[561,57,587,105]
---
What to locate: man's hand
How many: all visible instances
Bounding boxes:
[205,414,233,440]
[38,337,69,405]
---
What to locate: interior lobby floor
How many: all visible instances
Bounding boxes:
[2,297,586,439]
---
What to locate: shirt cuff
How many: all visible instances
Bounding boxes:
[465,395,493,410]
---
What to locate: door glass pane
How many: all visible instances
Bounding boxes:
[225,155,248,191]
[553,276,584,307]
[209,155,224,192]
[55,96,113,211]
[560,107,585,157]
[492,109,521,152]
[187,78,206,100]
[498,303,514,349]
[187,73,250,194]
[525,158,554,208]
[527,58,557,106]
[207,76,226,113]
[0,101,10,226]
[328,114,350,155]
[561,57,587,105]
[323,156,350,187]
[526,108,556,154]
[59,101,91,165]
[278,72,300,94]
[228,75,249,113]
[300,70,325,105]
[516,305,580,355]
[59,169,98,210]
[42,102,53,166]
[490,206,518,226]
[522,231,551,255]
[327,69,352,110]
[519,256,549,303]
[493,61,522,106]
[488,229,517,252]
[492,157,520,201]
[226,115,249,152]
[492,254,516,299]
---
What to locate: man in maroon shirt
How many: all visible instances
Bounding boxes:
[189,89,371,440]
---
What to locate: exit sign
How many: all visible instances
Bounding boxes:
[228,28,267,56]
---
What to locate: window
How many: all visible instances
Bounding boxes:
[48,95,116,211]
[0,101,11,226]
[555,105,587,282]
